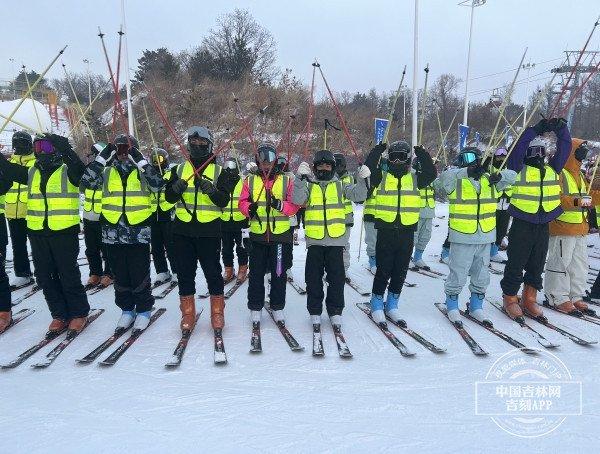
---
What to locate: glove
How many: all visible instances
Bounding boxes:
[46,134,74,157]
[467,164,486,180]
[246,162,258,174]
[488,173,502,184]
[532,118,549,135]
[548,117,568,132]
[269,193,283,211]
[198,178,216,194]
[128,147,148,169]
[248,202,259,219]
[95,143,116,166]
[577,195,592,207]
[297,161,312,178]
[371,142,387,156]
[171,178,188,196]
[356,164,371,179]
[413,145,428,158]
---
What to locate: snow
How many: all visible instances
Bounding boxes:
[2,203,600,453]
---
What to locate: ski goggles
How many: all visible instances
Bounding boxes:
[526,146,545,158]
[257,147,276,163]
[33,139,54,154]
[461,151,479,165]
[223,159,237,170]
[388,150,410,163]
[494,147,508,157]
[151,153,166,166]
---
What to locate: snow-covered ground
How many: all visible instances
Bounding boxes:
[2,203,600,453]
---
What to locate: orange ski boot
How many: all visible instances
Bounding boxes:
[210,295,225,330]
[179,295,196,331]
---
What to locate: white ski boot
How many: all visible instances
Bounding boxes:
[116,310,136,330]
[133,311,151,331]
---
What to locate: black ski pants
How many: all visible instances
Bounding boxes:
[174,235,223,296]
[8,218,31,277]
[372,228,414,296]
[500,217,549,296]
[305,245,345,316]
[30,232,89,320]
[150,220,176,275]
[495,210,511,247]
[0,244,10,312]
[105,243,153,313]
[222,230,248,268]
[248,241,292,311]
[83,219,111,277]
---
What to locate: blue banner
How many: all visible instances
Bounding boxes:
[458,123,470,150]
[374,118,389,144]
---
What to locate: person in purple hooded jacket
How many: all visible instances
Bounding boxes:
[500,117,571,321]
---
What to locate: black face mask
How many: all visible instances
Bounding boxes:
[574,145,588,162]
[315,168,335,181]
[492,158,503,169]
[189,144,210,160]
[36,153,62,170]
[388,161,409,176]
[525,156,545,169]
[13,141,31,155]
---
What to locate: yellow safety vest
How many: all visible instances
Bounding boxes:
[83,188,102,215]
[419,184,436,209]
[101,166,153,225]
[364,188,377,218]
[374,172,421,226]
[221,178,245,222]
[340,174,354,215]
[448,175,497,234]
[4,153,35,219]
[557,169,587,224]
[26,165,80,231]
[248,174,290,235]
[152,169,175,212]
[511,165,561,214]
[174,162,222,223]
[304,181,346,240]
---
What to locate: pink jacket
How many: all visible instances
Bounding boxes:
[238,174,300,218]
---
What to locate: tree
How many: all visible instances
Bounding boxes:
[52,73,108,105]
[134,48,180,85]
[10,70,49,94]
[199,8,277,83]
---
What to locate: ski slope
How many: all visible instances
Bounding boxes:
[2,203,599,453]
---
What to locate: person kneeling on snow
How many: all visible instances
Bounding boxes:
[292,150,368,329]
[435,147,516,325]
[364,141,437,324]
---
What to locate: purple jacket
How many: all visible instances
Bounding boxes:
[507,125,571,224]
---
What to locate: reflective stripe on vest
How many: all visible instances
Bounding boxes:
[175,162,222,223]
[26,165,80,231]
[511,165,560,214]
[101,166,153,225]
[419,184,435,208]
[304,181,346,240]
[248,174,290,235]
[364,188,377,217]
[448,176,497,234]
[83,188,102,214]
[557,169,587,224]
[374,172,421,226]
[221,178,245,222]
[4,154,35,219]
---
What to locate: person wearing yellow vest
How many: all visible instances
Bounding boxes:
[81,134,164,332]
[545,139,600,314]
[364,141,437,324]
[164,126,238,334]
[220,158,249,284]
[489,147,512,263]
[5,131,35,287]
[0,170,13,332]
[0,134,90,334]
[81,142,113,289]
[501,118,571,321]
[238,143,301,325]
[148,148,177,284]
[411,151,437,269]
[292,150,368,328]
[333,152,357,274]
[434,147,516,324]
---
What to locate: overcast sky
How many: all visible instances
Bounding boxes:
[2,0,600,103]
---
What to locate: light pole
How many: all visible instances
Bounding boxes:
[411,0,419,147]
[83,58,92,105]
[522,62,535,128]
[459,0,486,126]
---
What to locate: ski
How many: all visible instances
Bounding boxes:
[10,280,35,292]
[434,303,488,356]
[345,277,371,296]
[542,301,600,327]
[213,328,227,365]
[250,321,262,353]
[99,308,167,366]
[411,265,446,277]
[488,265,504,275]
[362,265,417,287]
[312,323,324,357]
[487,299,559,349]
[153,281,178,300]
[31,309,105,368]
[286,276,307,295]
[11,285,41,307]
[409,267,440,279]
[265,304,304,351]
[459,308,537,354]
[0,308,35,335]
[224,278,247,299]
[525,313,597,346]
[355,303,415,357]
[165,312,202,368]
[151,277,171,290]
[1,326,68,369]
[88,283,113,295]
[76,326,134,364]
[330,321,353,358]
[379,308,446,354]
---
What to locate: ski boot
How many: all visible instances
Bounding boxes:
[440,247,450,265]
[86,275,101,287]
[210,295,225,330]
[100,274,113,287]
[11,275,33,288]
[445,294,461,325]
[330,314,342,329]
[0,311,12,332]
[222,267,235,283]
[116,310,136,330]
[251,310,261,323]
[489,243,507,263]
[384,292,405,326]
[369,293,385,324]
[555,300,583,316]
[573,300,595,316]
[521,285,545,321]
[412,249,428,269]
[272,309,285,323]
[47,318,67,335]
[468,293,492,326]
[179,295,197,330]
[503,294,524,321]
[133,311,151,331]
[368,256,377,273]
[155,271,171,284]
[68,316,87,333]
[237,264,248,282]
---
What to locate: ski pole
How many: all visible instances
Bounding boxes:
[22,67,43,132]
[0,45,67,135]
[434,108,460,164]
[418,64,430,144]
[66,84,111,140]
[382,65,407,144]
[141,98,162,174]
[300,62,318,163]
[62,63,95,142]
[323,118,328,149]
[0,112,42,135]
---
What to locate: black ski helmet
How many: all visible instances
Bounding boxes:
[12,130,33,154]
[388,141,411,163]
[313,149,336,181]
[114,133,139,151]
[186,126,213,159]
[333,152,346,177]
[454,147,482,168]
[255,142,277,165]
